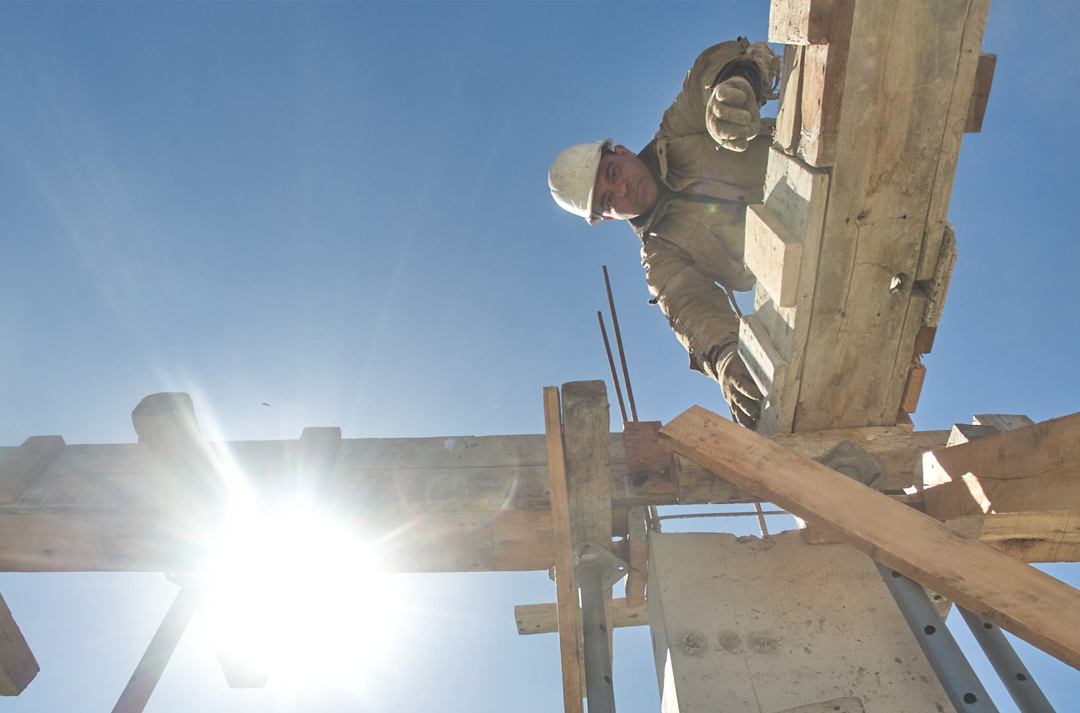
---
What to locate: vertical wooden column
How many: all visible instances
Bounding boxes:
[544,387,584,713]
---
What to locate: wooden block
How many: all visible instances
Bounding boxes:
[0,436,64,504]
[973,414,1034,431]
[774,45,804,153]
[795,0,854,167]
[0,591,37,695]
[899,358,926,414]
[923,412,1080,520]
[768,0,838,44]
[913,325,937,355]
[513,598,648,636]
[922,222,957,328]
[965,52,997,133]
[895,411,914,432]
[739,314,788,398]
[660,405,1080,671]
[744,204,803,308]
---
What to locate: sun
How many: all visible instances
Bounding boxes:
[196,498,405,690]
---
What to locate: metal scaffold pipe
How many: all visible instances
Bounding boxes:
[958,608,1056,713]
[578,560,616,713]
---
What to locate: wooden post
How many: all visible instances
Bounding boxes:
[543,387,584,713]
[660,405,1080,670]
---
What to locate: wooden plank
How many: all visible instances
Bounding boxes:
[755,147,830,434]
[768,0,837,45]
[973,413,1034,431]
[913,325,937,355]
[774,45,804,153]
[0,590,37,695]
[744,204,803,308]
[796,0,854,166]
[965,52,997,133]
[922,222,957,329]
[625,506,647,608]
[514,597,648,636]
[739,313,788,403]
[948,511,1080,564]
[0,436,65,504]
[916,0,992,281]
[898,358,926,414]
[561,380,614,661]
[543,387,584,713]
[792,0,986,430]
[659,405,1080,670]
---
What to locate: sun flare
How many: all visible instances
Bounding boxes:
[197,499,404,689]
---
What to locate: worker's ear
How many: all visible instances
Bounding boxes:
[612,144,636,157]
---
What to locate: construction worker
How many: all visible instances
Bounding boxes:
[548,39,780,429]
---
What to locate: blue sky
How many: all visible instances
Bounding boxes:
[1,2,1078,711]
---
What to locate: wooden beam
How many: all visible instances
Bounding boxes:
[964,52,997,133]
[899,358,926,414]
[514,597,647,636]
[0,590,37,696]
[0,436,64,504]
[948,511,1080,564]
[791,0,989,429]
[659,405,1080,670]
[625,506,647,608]
[768,0,839,45]
[543,387,584,713]
[561,381,614,660]
[923,412,1080,520]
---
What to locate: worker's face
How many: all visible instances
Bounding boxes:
[591,145,659,221]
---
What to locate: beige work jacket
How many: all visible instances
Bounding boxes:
[632,39,772,380]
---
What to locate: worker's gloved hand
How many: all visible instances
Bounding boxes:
[714,345,763,429]
[706,76,761,152]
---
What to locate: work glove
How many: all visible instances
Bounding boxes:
[714,345,763,430]
[706,76,761,153]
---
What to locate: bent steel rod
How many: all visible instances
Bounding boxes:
[597,311,629,424]
[602,266,637,422]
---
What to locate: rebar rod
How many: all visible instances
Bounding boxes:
[958,607,1056,713]
[112,586,198,713]
[578,561,616,713]
[602,266,637,421]
[597,312,629,424]
[876,563,1000,713]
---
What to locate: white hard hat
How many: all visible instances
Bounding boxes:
[548,139,614,226]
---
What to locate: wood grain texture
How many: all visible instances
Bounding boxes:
[744,204,803,308]
[0,590,37,695]
[543,387,584,713]
[923,412,1080,521]
[660,405,1080,670]
[514,597,648,636]
[792,0,987,430]
[0,436,64,504]
[947,510,1080,563]
[768,0,837,45]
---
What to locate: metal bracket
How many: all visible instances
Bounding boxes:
[572,540,629,589]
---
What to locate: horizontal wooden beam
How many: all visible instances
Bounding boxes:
[660,405,1080,670]
[923,412,1080,520]
[0,436,64,504]
[514,598,648,636]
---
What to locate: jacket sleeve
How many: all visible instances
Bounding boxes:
[641,236,739,380]
[657,40,764,142]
